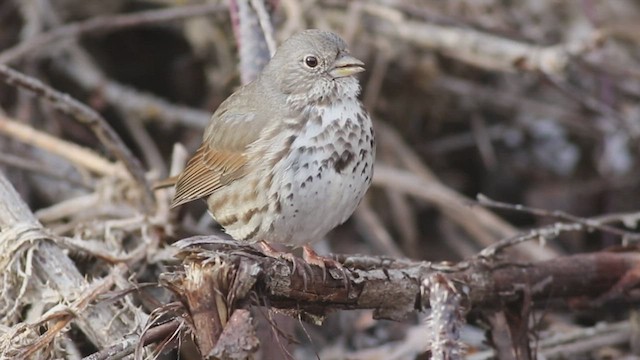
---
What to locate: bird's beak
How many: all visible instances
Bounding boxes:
[329,53,365,78]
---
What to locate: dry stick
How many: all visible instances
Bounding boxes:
[172,240,640,318]
[364,3,604,74]
[0,173,139,355]
[476,194,640,257]
[81,320,181,360]
[0,152,91,188]
[87,243,640,359]
[121,114,167,176]
[0,64,154,210]
[376,122,559,261]
[353,200,404,257]
[539,321,631,358]
[230,0,273,85]
[18,265,128,359]
[0,114,125,178]
[478,194,640,241]
[478,194,640,240]
[478,222,583,260]
[55,47,210,129]
[249,0,277,57]
[0,2,227,64]
[1,3,221,129]
[468,320,632,360]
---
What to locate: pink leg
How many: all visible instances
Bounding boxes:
[258,241,311,289]
[302,245,350,287]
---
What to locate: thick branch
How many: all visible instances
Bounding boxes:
[169,238,640,322]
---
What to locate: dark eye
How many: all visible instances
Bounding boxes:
[304,55,318,68]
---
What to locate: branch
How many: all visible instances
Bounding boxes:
[475,194,640,257]
[0,114,126,178]
[146,236,640,358]
[363,4,605,74]
[0,3,227,64]
[0,64,154,210]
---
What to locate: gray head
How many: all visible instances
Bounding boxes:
[260,30,365,105]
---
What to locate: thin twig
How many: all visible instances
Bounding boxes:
[0,152,92,189]
[81,320,181,360]
[0,3,227,64]
[476,194,640,257]
[365,4,604,74]
[542,73,628,129]
[477,194,640,242]
[53,49,210,129]
[0,64,154,210]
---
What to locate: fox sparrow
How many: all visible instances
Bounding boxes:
[172,29,375,267]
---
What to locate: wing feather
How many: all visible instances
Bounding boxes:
[171,80,284,208]
[171,145,248,208]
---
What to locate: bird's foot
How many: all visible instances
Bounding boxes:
[302,245,350,289]
[258,241,312,289]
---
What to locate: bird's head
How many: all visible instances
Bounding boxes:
[261,29,365,107]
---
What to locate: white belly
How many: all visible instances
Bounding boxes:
[265,101,375,246]
[214,99,375,246]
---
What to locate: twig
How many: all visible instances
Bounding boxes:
[478,222,583,259]
[250,0,277,57]
[0,114,125,178]
[372,163,556,261]
[18,265,127,359]
[230,0,272,84]
[353,200,404,257]
[365,4,605,74]
[477,194,640,245]
[53,50,210,129]
[468,321,632,359]
[120,113,166,176]
[542,73,628,129]
[0,173,141,356]
[0,3,227,64]
[81,320,181,360]
[0,64,154,210]
[0,152,91,189]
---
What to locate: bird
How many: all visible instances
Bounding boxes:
[170,29,375,272]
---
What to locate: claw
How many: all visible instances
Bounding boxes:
[302,245,351,290]
[258,241,311,290]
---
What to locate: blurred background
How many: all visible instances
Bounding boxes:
[1,0,640,358]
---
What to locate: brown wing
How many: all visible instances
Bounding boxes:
[170,144,248,208]
[171,81,281,208]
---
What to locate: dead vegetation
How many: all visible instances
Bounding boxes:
[1,0,640,359]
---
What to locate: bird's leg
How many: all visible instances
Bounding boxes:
[302,245,350,288]
[258,241,311,289]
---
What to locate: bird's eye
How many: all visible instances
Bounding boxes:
[304,55,319,68]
